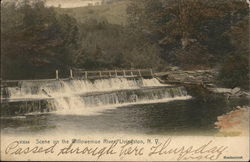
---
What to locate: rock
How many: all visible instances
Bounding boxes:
[215,106,249,136]
[231,87,241,94]
[170,66,180,71]
[186,71,196,74]
[206,84,216,88]
[208,87,250,98]
[239,91,250,97]
[158,68,218,87]
[210,88,232,94]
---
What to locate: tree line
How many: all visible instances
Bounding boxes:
[1,0,249,89]
[1,0,80,79]
[1,0,164,79]
[127,0,249,89]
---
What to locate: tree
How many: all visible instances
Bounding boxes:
[1,0,80,79]
[74,17,166,70]
[127,0,248,67]
[218,17,249,89]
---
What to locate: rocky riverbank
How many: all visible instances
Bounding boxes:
[155,68,217,84]
[155,68,250,101]
[215,106,249,136]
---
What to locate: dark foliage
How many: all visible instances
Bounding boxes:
[1,0,249,90]
[1,0,80,79]
[127,0,249,89]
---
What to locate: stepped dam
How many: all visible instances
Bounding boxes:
[1,77,191,116]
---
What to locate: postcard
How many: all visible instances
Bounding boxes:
[1,0,249,161]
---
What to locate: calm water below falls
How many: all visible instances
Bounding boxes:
[1,97,249,136]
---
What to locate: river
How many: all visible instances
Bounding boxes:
[1,78,249,136]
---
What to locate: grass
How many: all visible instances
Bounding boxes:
[55,1,128,25]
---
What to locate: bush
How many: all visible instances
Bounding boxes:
[218,17,249,90]
[175,43,215,69]
[218,52,249,90]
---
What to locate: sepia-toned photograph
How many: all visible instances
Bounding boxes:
[1,0,249,161]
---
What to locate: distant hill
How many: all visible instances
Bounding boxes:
[55,0,128,25]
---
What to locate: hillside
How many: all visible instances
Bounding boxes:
[56,0,128,25]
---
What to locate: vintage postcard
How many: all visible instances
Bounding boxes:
[1,0,249,161]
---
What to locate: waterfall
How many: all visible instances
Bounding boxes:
[2,78,191,116]
[4,78,166,99]
[50,86,190,115]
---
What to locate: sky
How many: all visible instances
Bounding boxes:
[1,0,118,8]
[46,0,114,8]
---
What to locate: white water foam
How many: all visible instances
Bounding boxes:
[52,96,192,116]
[3,78,191,116]
[5,78,166,100]
[50,86,191,116]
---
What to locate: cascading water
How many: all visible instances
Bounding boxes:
[51,86,190,115]
[4,78,165,99]
[2,78,191,116]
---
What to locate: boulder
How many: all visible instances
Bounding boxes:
[231,87,241,94]
[209,88,232,94]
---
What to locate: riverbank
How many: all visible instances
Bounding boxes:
[215,106,249,136]
[155,68,250,102]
